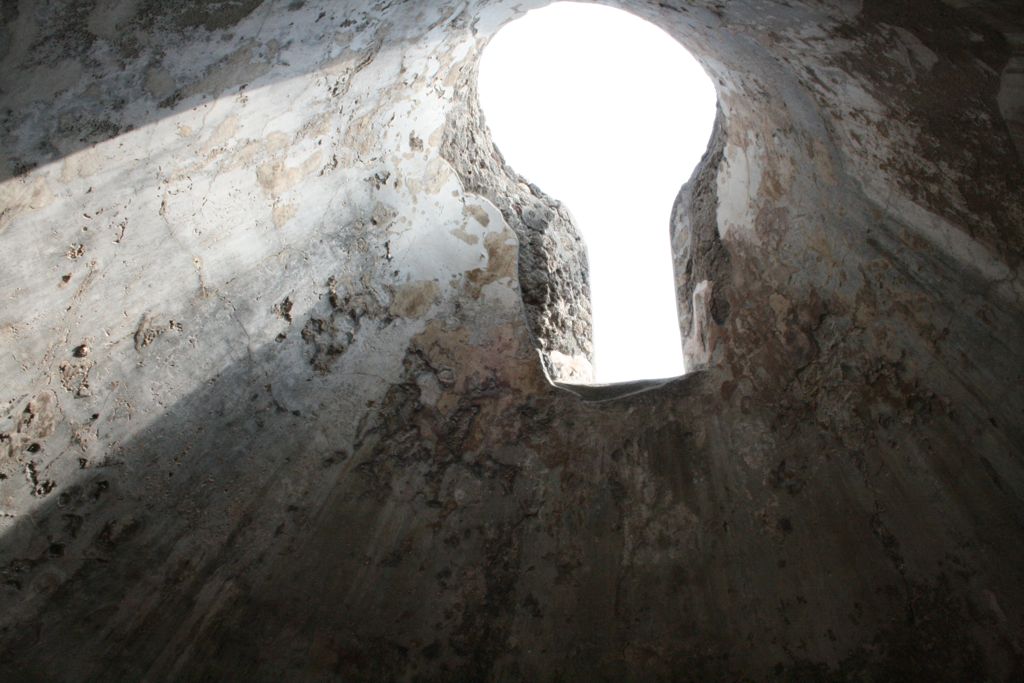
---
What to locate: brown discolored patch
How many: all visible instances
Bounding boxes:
[464,230,518,295]
[390,281,440,318]
[464,203,490,227]
[272,202,298,228]
[449,224,479,245]
[406,318,548,405]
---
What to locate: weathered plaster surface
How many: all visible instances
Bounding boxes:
[0,0,1022,680]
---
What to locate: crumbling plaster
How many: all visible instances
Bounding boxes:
[0,0,1022,680]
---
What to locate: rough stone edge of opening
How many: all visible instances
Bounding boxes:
[671,106,731,372]
[441,44,731,392]
[441,64,595,384]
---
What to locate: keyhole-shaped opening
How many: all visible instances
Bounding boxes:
[479,2,717,383]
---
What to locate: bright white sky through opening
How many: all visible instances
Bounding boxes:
[479,2,717,383]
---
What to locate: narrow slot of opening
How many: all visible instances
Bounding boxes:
[478,2,717,384]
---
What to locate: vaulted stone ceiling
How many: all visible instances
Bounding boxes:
[0,0,1022,680]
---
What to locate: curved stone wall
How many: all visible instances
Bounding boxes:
[0,0,1022,680]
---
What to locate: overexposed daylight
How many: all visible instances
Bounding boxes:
[479,2,717,383]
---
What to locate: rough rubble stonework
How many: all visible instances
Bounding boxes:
[0,0,1023,680]
[439,75,595,383]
